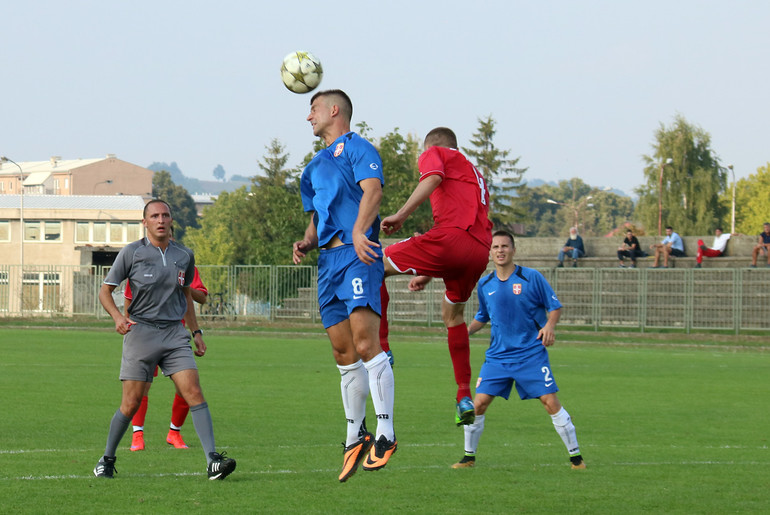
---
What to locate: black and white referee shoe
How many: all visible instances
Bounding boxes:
[207,451,236,480]
[93,456,117,478]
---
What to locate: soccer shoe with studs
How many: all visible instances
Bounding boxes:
[362,434,397,471]
[166,430,189,449]
[451,455,476,469]
[570,454,586,469]
[455,396,475,426]
[93,456,117,478]
[207,451,236,480]
[130,430,145,451]
[338,432,374,482]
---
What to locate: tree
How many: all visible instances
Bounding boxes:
[243,139,307,265]
[520,178,634,237]
[152,170,199,241]
[462,115,528,231]
[727,163,770,234]
[634,115,726,235]
[183,187,251,265]
[213,164,226,182]
[376,128,433,236]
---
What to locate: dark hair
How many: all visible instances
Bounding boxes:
[310,89,353,122]
[424,127,458,149]
[665,226,673,231]
[492,229,515,248]
[715,227,723,232]
[143,199,171,218]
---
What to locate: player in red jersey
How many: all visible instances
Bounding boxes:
[380,126,493,426]
[124,266,209,451]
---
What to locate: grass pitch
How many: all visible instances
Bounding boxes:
[1,326,768,513]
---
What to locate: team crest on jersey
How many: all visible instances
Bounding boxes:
[512,283,522,295]
[333,142,344,157]
[177,271,185,286]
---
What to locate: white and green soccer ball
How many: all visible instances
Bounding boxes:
[280,51,323,94]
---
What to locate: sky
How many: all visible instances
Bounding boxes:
[3,0,769,197]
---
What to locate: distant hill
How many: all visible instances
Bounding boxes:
[147,162,250,195]
[523,178,629,198]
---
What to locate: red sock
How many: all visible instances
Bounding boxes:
[170,393,189,428]
[447,324,472,401]
[378,282,390,353]
[132,395,149,427]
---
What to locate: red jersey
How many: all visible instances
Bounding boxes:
[418,146,492,246]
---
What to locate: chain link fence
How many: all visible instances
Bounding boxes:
[0,264,767,333]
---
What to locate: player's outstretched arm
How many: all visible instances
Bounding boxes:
[381,175,442,235]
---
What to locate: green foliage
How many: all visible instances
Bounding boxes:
[521,178,634,236]
[634,115,727,235]
[185,140,307,267]
[151,170,199,240]
[2,328,768,513]
[244,139,308,265]
[462,115,528,230]
[376,128,433,235]
[728,163,770,234]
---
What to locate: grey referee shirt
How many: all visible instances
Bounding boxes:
[104,237,196,326]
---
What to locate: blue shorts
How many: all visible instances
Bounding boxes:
[476,348,559,400]
[317,244,384,328]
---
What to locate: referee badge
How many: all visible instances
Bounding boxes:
[334,142,344,157]
[512,283,522,295]
[177,271,185,286]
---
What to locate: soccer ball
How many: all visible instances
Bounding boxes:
[280,51,323,94]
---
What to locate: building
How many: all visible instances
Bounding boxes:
[0,194,146,314]
[0,155,153,198]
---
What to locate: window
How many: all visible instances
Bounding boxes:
[24,221,41,241]
[0,182,4,191]
[24,221,62,242]
[74,221,143,244]
[0,221,9,242]
[22,272,61,312]
[93,222,106,242]
[127,222,142,241]
[44,221,61,241]
[109,223,123,243]
[76,222,89,242]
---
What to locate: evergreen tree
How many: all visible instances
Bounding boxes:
[462,115,528,231]
[152,170,198,241]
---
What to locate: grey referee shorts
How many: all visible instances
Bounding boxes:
[119,322,197,382]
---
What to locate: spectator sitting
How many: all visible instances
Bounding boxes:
[650,226,685,268]
[695,228,732,268]
[557,227,585,268]
[750,222,770,268]
[617,229,643,268]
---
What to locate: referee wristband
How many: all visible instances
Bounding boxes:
[191,329,203,337]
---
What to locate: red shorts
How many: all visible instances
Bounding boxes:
[384,227,490,303]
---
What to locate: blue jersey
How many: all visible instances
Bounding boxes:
[475,265,562,363]
[300,131,384,247]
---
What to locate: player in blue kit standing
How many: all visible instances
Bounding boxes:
[292,89,396,482]
[452,230,586,470]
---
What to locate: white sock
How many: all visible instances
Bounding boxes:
[170,423,182,431]
[551,407,580,456]
[463,414,485,455]
[363,351,395,441]
[337,360,369,447]
[132,425,143,432]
